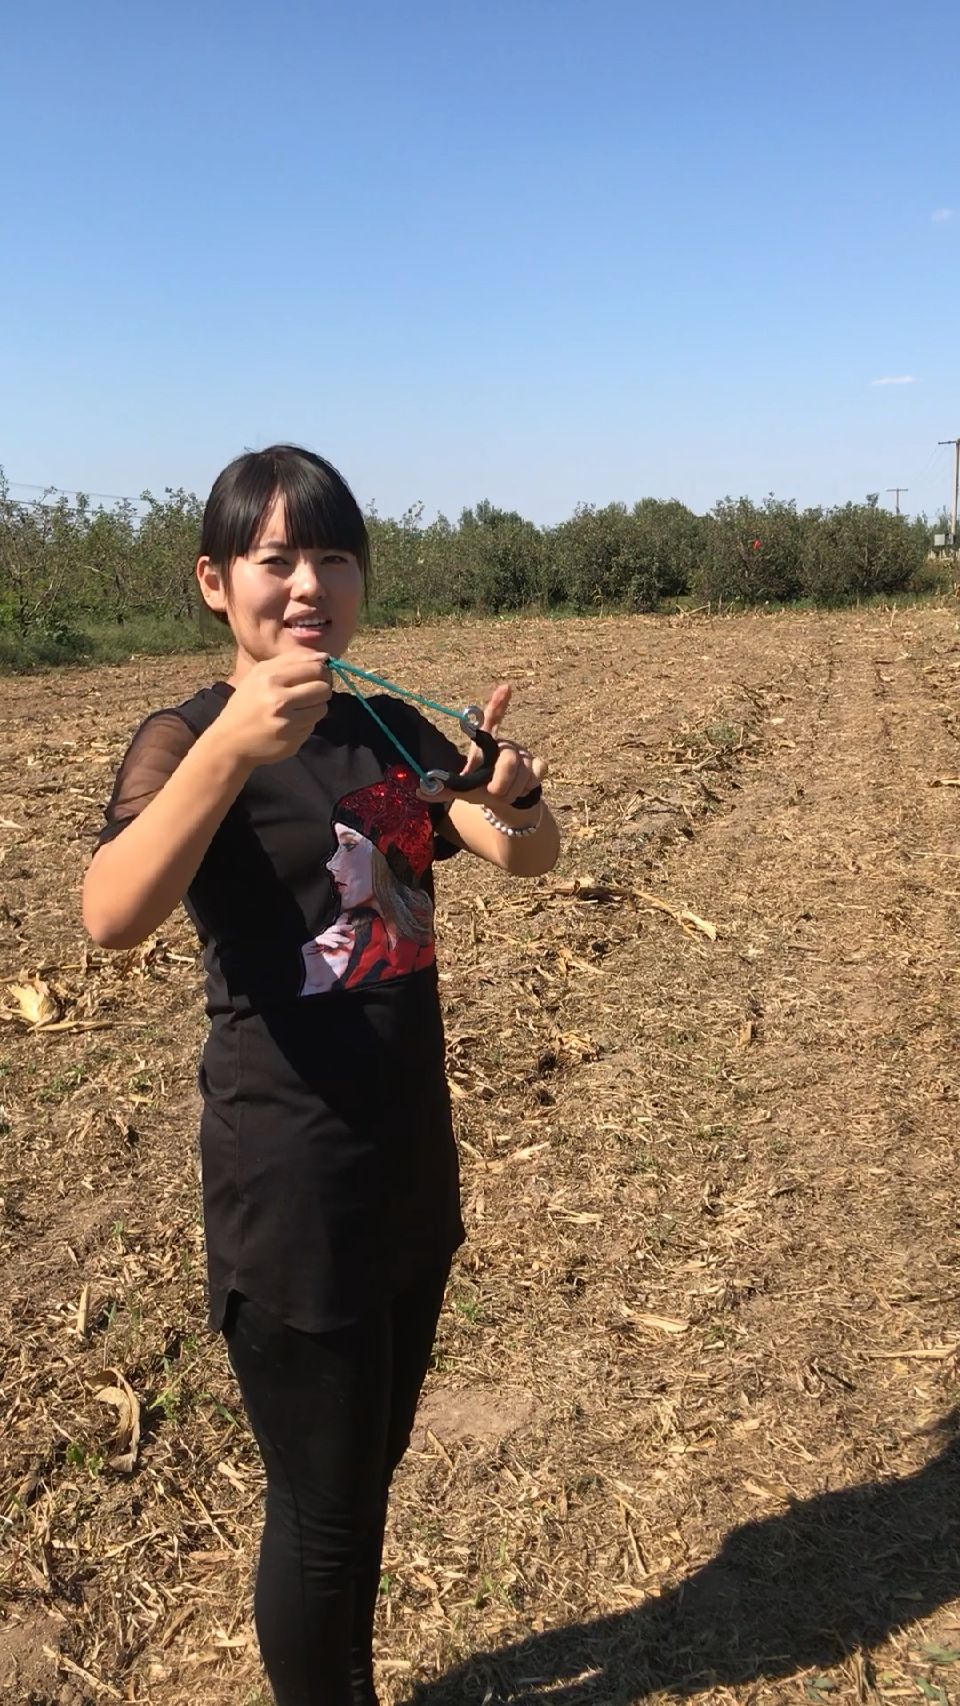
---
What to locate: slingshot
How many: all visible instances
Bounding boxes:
[327,657,541,810]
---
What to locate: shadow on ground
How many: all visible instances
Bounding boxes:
[407,1412,960,1705]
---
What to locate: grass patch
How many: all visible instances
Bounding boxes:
[0,614,222,674]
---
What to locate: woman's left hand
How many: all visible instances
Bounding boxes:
[459,683,548,812]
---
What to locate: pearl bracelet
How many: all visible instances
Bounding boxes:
[481,803,543,838]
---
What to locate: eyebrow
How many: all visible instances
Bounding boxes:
[253,540,346,553]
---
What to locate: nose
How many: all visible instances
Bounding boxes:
[291,554,327,601]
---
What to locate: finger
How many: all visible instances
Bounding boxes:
[481,682,512,738]
[460,718,503,778]
[503,754,548,804]
[463,742,545,796]
[506,758,537,804]
[484,746,523,802]
[273,651,332,681]
[287,702,332,726]
[285,680,334,711]
[459,684,512,778]
[460,738,486,777]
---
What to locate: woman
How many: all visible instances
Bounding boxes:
[83,444,559,1705]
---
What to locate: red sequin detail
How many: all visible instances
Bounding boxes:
[335,765,434,880]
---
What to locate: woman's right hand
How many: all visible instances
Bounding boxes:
[302,919,355,991]
[213,653,334,766]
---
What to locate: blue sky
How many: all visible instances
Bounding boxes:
[2,0,957,523]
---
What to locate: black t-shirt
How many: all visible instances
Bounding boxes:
[98,684,467,1331]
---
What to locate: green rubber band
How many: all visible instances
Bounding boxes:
[328,662,427,779]
[327,656,461,722]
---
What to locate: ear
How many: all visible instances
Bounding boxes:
[196,555,229,616]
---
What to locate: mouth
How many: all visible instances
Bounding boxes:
[285,614,331,641]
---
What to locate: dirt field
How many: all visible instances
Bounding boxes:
[2,607,960,1706]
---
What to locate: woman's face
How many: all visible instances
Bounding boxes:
[197,493,364,682]
[327,823,376,910]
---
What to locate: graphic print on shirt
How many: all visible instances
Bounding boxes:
[299,764,437,996]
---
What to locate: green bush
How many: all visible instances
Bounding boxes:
[367,506,428,619]
[908,552,954,598]
[800,503,928,602]
[631,498,705,598]
[693,497,805,604]
[551,503,660,611]
[457,510,544,611]
[0,624,94,671]
[369,501,547,616]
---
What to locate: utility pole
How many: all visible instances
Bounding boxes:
[938,438,960,545]
[886,486,908,515]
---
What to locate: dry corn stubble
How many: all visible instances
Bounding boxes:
[1,609,960,1704]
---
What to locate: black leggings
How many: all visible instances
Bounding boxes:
[223,1264,449,1706]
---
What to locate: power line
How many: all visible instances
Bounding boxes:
[886,486,908,515]
[905,441,945,486]
[6,479,146,505]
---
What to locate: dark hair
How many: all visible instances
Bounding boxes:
[200,445,370,625]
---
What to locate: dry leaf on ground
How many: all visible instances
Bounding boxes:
[5,978,61,1027]
[94,1370,142,1473]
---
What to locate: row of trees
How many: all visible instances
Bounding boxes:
[369,495,935,617]
[0,470,940,649]
[0,477,203,645]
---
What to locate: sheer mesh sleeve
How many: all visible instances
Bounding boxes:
[97,711,198,847]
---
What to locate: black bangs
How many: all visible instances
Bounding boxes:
[200,445,370,588]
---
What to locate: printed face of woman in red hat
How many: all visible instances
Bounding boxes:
[332,766,434,887]
[298,769,437,997]
[327,825,375,913]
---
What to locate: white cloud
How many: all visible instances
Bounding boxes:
[871,375,916,386]
[932,207,956,223]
